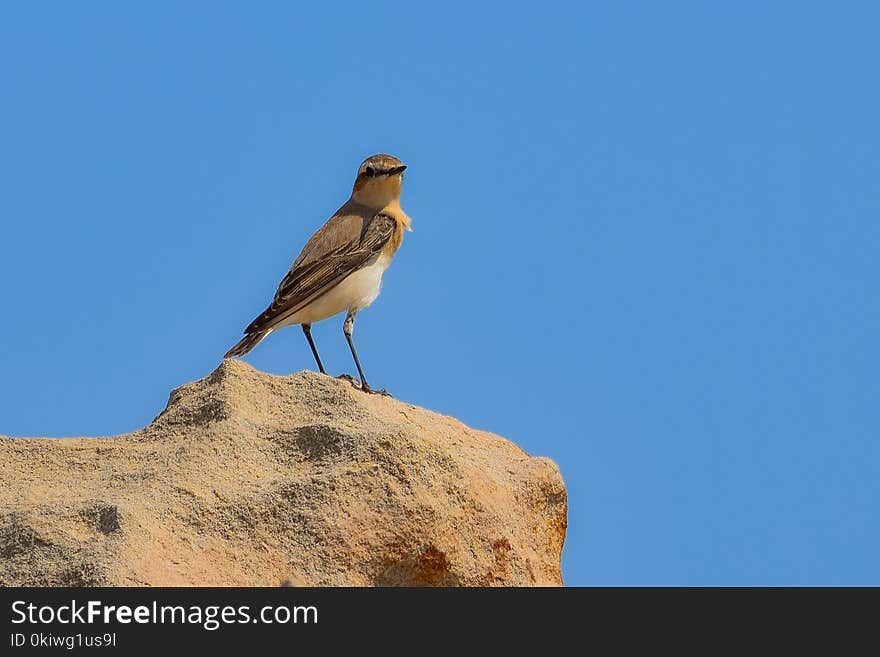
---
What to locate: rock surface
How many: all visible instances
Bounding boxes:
[0,360,566,586]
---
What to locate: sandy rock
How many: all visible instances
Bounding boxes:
[0,360,566,586]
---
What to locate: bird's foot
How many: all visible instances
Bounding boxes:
[337,374,360,388]
[337,374,391,396]
[361,383,391,397]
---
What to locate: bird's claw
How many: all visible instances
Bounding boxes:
[336,374,391,396]
[337,374,359,387]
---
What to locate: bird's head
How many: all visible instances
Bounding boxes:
[352,154,407,207]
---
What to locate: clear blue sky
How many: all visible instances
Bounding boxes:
[2,3,878,586]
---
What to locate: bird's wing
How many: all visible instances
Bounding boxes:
[243,208,395,334]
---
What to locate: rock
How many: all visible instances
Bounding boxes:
[0,360,566,586]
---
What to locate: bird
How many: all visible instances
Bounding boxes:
[224,153,412,394]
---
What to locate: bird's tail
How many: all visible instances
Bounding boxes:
[224,329,271,359]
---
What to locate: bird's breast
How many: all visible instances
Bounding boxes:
[381,205,411,258]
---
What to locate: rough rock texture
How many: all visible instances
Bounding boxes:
[0,360,566,586]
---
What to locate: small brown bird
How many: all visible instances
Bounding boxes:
[224,154,411,394]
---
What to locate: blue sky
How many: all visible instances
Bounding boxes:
[2,3,878,586]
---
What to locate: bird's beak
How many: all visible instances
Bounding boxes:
[390,165,407,175]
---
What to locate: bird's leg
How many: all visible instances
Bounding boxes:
[301,324,326,374]
[342,312,369,390]
[342,312,389,395]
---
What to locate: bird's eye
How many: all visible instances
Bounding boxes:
[364,166,375,177]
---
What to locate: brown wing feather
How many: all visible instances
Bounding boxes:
[243,209,395,334]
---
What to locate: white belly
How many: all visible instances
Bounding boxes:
[280,254,390,326]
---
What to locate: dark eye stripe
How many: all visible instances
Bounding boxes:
[362,165,405,178]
